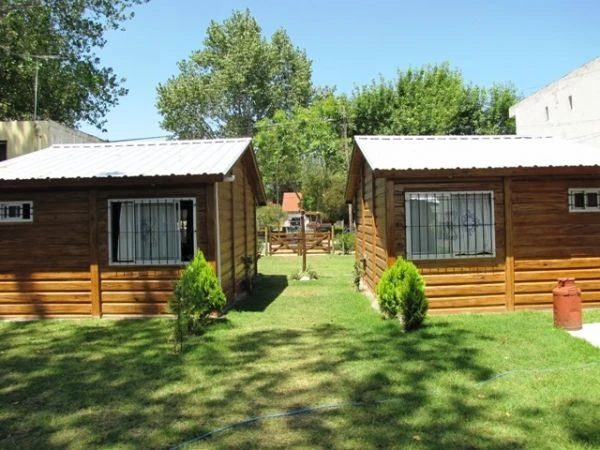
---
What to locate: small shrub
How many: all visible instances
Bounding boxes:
[169,251,226,351]
[334,231,355,254]
[290,266,319,280]
[376,258,428,331]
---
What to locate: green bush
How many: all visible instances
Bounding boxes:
[168,251,226,350]
[376,258,428,331]
[334,231,355,254]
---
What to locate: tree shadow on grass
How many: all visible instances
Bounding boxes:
[0,319,189,449]
[233,274,288,312]
[176,320,524,449]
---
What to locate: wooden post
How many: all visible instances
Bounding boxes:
[330,227,334,254]
[89,189,101,318]
[206,184,218,274]
[386,180,396,267]
[301,209,307,272]
[230,181,236,295]
[504,177,515,311]
[266,227,270,256]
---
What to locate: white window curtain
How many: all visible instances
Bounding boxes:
[406,192,494,259]
[136,202,180,262]
[117,201,135,262]
[115,200,181,263]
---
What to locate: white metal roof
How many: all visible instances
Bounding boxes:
[354,135,600,171]
[0,138,252,181]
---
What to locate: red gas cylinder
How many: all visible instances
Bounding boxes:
[553,278,582,331]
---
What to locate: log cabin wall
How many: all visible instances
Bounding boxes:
[512,176,600,309]
[217,157,257,302]
[0,190,92,317]
[354,162,388,292]
[0,184,216,318]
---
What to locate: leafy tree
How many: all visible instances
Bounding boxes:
[256,203,287,231]
[351,63,519,136]
[254,94,347,212]
[0,0,148,129]
[156,9,313,138]
[480,83,518,134]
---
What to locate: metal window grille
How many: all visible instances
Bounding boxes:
[405,191,495,260]
[0,201,34,222]
[568,188,600,212]
[108,198,196,265]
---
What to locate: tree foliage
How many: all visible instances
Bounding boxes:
[351,63,519,136]
[0,0,147,129]
[156,9,313,139]
[256,203,287,231]
[254,94,349,219]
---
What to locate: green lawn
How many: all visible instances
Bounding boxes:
[1,255,599,449]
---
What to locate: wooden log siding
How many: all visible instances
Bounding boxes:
[512,178,600,309]
[351,167,600,313]
[352,163,389,292]
[0,190,92,317]
[0,185,217,318]
[217,158,257,302]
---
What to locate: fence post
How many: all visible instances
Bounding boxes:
[301,210,307,272]
[266,227,270,256]
[330,227,334,254]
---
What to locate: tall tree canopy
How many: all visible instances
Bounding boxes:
[0,0,148,129]
[351,63,519,136]
[156,10,313,139]
[255,94,349,220]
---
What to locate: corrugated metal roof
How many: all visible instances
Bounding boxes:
[354,135,600,171]
[0,138,252,181]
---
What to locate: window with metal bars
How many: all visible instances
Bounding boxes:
[108,198,196,265]
[0,201,33,222]
[405,191,495,260]
[568,188,600,212]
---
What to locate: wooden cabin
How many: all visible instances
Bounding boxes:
[346,135,600,313]
[0,138,266,318]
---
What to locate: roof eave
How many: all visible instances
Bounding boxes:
[0,173,226,190]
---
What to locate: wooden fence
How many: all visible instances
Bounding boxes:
[266,230,334,255]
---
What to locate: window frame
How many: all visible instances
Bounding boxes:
[405,190,496,261]
[568,188,600,213]
[107,197,197,266]
[0,201,34,223]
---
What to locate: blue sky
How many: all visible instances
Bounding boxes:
[79,0,600,140]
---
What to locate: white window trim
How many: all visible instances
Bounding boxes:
[0,201,33,223]
[568,188,600,213]
[108,197,197,266]
[405,190,496,261]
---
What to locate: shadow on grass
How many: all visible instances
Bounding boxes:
[180,321,524,449]
[0,320,187,449]
[233,274,288,312]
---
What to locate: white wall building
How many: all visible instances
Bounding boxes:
[509,57,600,148]
[0,120,103,161]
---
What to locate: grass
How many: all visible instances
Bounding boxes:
[0,255,598,449]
